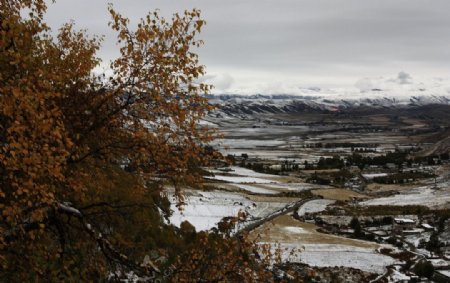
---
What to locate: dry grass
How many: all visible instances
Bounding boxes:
[312,188,367,201]
[367,115,393,127]
[250,214,378,249]
[401,117,427,129]
[365,183,418,193]
[246,195,300,203]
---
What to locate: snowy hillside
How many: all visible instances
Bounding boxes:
[207,92,450,117]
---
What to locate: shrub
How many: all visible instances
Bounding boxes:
[413,260,434,279]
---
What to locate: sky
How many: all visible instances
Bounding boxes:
[44,0,450,95]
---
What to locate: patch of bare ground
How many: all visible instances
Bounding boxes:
[435,164,450,176]
[245,195,300,203]
[312,188,368,201]
[269,175,300,183]
[302,169,340,174]
[401,117,427,129]
[368,115,391,126]
[365,183,419,193]
[250,214,378,249]
[203,182,243,191]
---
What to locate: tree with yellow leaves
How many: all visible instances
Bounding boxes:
[0,1,294,282]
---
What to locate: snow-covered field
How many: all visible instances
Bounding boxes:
[362,173,389,179]
[198,119,218,127]
[169,191,249,231]
[259,236,396,274]
[252,214,397,274]
[360,185,450,209]
[207,167,327,195]
[278,243,396,274]
[228,166,280,178]
[297,199,335,216]
[211,138,285,149]
[233,184,279,194]
[206,166,284,185]
[169,167,304,230]
[205,175,275,184]
[169,190,288,231]
[218,126,309,138]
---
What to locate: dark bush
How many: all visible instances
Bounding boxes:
[413,260,434,279]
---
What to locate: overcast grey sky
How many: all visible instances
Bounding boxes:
[44,0,450,94]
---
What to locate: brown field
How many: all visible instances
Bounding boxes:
[365,183,419,193]
[312,188,368,201]
[250,214,378,249]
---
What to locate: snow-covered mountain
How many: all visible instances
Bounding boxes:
[207,93,450,117]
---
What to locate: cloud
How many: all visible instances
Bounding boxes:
[397,71,412,84]
[354,71,414,92]
[44,0,450,90]
[355,78,374,92]
[384,71,413,85]
[202,73,235,92]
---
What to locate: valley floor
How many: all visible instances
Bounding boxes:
[168,107,450,281]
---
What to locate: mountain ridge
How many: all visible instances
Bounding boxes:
[207,93,450,117]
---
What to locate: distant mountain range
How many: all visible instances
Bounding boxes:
[207,93,450,117]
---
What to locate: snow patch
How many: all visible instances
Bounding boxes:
[360,186,450,209]
[283,226,309,234]
[234,184,279,195]
[205,175,275,184]
[297,199,335,216]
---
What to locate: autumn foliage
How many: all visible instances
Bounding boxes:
[0,1,297,282]
[2,0,190,279]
